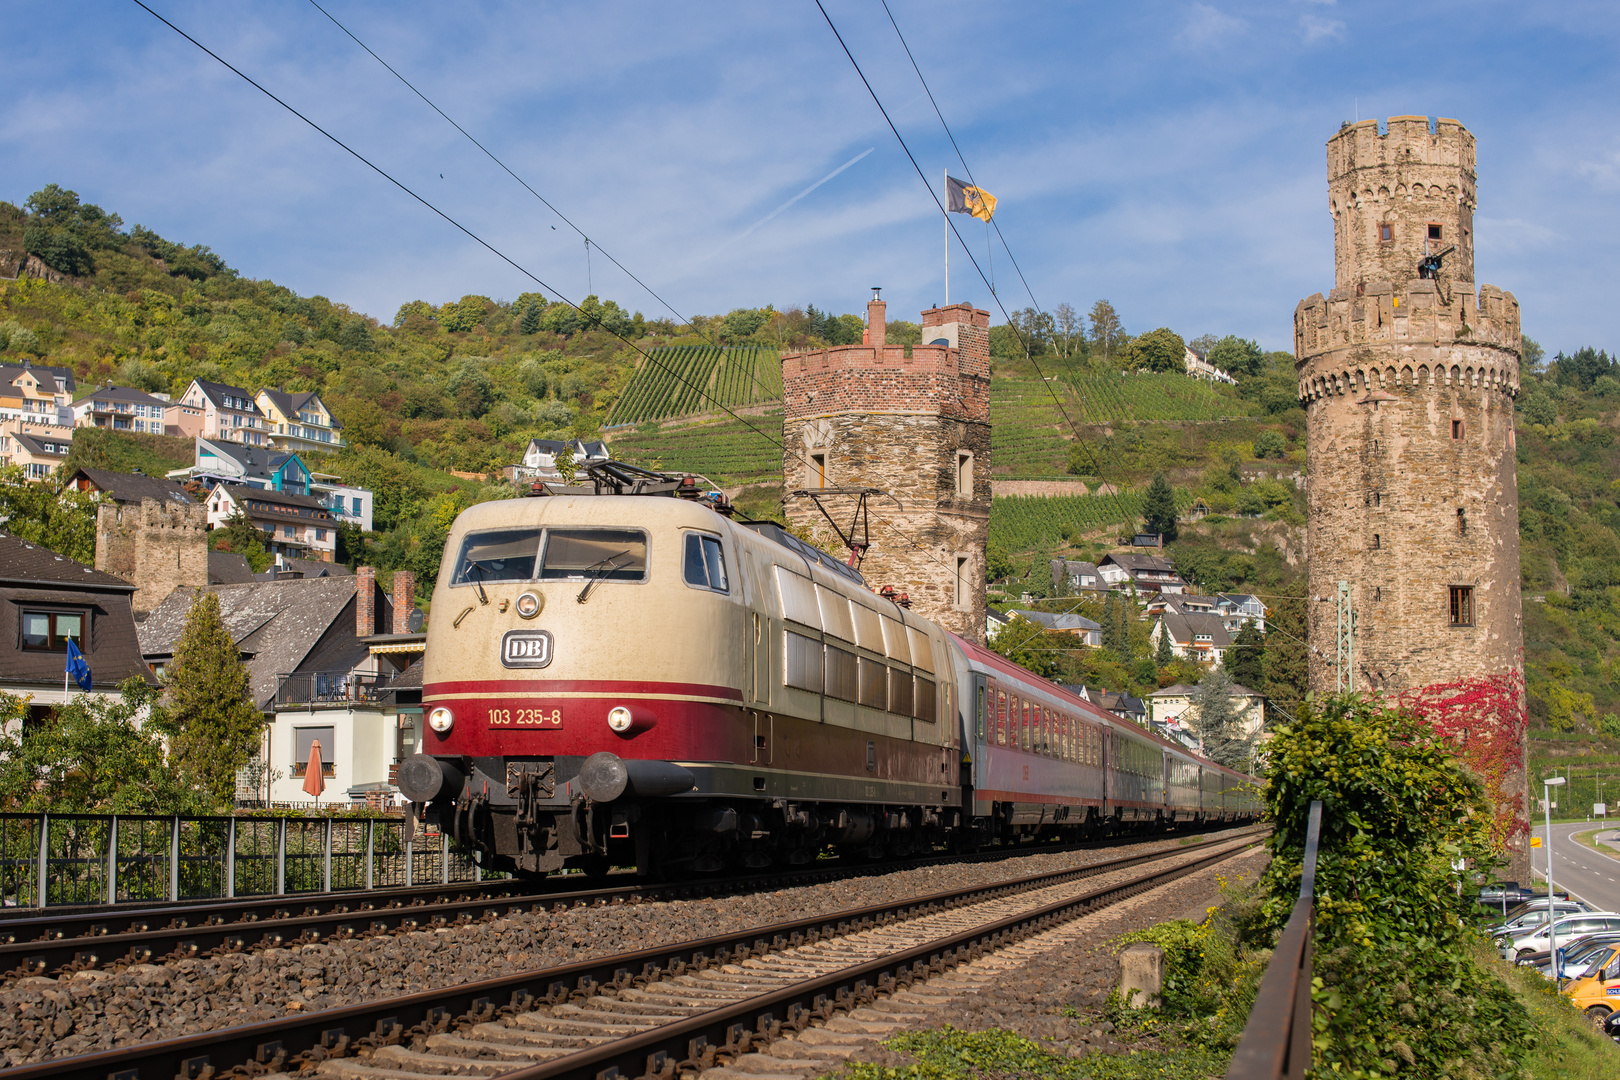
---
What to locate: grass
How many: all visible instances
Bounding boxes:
[833,1027,1228,1080]
[1571,828,1620,863]
[1490,945,1620,1079]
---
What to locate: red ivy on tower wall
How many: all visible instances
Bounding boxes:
[1398,670,1529,852]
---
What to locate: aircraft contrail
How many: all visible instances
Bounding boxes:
[707,147,876,257]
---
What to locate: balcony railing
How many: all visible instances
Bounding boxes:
[275,671,382,708]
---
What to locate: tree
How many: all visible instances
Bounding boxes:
[0,683,213,813]
[1087,300,1126,362]
[1101,591,1121,654]
[1052,303,1084,359]
[1253,430,1286,458]
[1261,595,1308,726]
[1207,335,1264,379]
[1189,666,1252,770]
[211,509,272,573]
[521,299,543,335]
[1141,472,1179,542]
[1155,622,1174,665]
[1121,327,1186,373]
[1227,621,1265,691]
[0,465,102,563]
[153,592,267,807]
[987,614,1063,679]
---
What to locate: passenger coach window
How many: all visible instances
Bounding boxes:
[541,529,648,582]
[453,528,542,584]
[683,533,729,593]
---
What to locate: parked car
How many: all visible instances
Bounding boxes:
[1517,933,1620,976]
[1475,881,1567,913]
[1562,946,1620,1018]
[1488,900,1591,938]
[1501,913,1620,962]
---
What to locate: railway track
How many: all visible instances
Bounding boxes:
[0,822,1259,980]
[7,828,1267,1080]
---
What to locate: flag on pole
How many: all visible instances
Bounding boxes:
[302,739,327,799]
[64,638,92,693]
[946,175,997,222]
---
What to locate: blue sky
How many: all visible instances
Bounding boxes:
[2,1,1615,354]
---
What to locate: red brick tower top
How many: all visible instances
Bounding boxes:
[782,299,990,424]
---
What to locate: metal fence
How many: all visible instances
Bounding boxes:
[274,671,383,706]
[1226,800,1322,1080]
[0,813,497,909]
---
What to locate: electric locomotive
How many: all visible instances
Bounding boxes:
[398,463,1260,877]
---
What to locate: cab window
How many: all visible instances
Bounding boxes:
[683,533,729,593]
[540,529,648,581]
[453,529,542,584]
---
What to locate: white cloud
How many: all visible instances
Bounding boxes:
[1178,4,1247,49]
[1300,14,1347,43]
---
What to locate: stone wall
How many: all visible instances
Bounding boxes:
[782,301,992,641]
[95,499,208,616]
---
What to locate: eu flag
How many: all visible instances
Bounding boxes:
[65,639,92,693]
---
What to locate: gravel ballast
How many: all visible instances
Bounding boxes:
[0,829,1256,1065]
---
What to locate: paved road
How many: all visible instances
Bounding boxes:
[1527,821,1620,915]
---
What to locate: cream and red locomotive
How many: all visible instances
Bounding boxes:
[398,464,1260,877]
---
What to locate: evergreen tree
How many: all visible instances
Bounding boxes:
[1142,473,1179,541]
[1155,621,1174,665]
[153,593,266,808]
[1228,622,1266,691]
[520,299,542,335]
[1190,666,1253,770]
[1116,594,1134,661]
[1262,595,1309,726]
[1101,591,1120,654]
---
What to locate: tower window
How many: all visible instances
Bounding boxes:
[1378,223,1393,243]
[1452,419,1463,439]
[954,556,970,610]
[1457,507,1467,534]
[1428,224,1443,240]
[1449,585,1474,627]
[957,451,973,496]
[1371,534,1380,550]
[810,452,826,488]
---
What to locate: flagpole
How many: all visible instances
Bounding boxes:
[943,170,950,306]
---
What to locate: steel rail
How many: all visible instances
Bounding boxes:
[2,831,1267,1080]
[0,823,1263,978]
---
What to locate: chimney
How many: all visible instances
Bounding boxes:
[356,566,375,637]
[392,570,416,634]
[867,288,886,349]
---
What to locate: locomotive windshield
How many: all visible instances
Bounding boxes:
[453,528,541,584]
[540,529,648,581]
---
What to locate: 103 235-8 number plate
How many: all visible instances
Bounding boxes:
[488,708,562,727]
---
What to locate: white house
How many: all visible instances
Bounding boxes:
[205,484,339,561]
[1183,347,1238,386]
[71,385,171,434]
[1097,553,1188,594]
[1147,681,1264,747]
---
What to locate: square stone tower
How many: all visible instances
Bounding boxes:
[95,498,209,616]
[781,297,991,641]
[1295,116,1527,872]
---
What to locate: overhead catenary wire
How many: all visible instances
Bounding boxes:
[809,0,1139,535]
[133,1,990,595]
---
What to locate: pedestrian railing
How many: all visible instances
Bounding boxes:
[1226,799,1322,1080]
[0,812,500,909]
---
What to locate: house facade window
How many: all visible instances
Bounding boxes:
[22,610,85,650]
[1449,585,1475,627]
[292,726,336,778]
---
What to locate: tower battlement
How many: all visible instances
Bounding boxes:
[1327,116,1478,289]
[782,302,990,424]
[1294,280,1522,400]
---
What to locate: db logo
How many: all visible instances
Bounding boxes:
[500,630,554,668]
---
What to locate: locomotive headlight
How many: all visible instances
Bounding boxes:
[607,706,634,733]
[428,706,454,734]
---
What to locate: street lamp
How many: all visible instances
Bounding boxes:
[1546,776,1567,989]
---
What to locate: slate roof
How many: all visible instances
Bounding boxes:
[1007,609,1103,633]
[259,389,343,430]
[0,533,133,589]
[138,576,389,710]
[69,468,193,506]
[190,379,264,415]
[1155,611,1234,649]
[1049,559,1100,591]
[273,557,352,579]
[1148,681,1262,698]
[11,431,71,457]
[1100,552,1177,574]
[208,551,256,585]
[76,385,169,408]
[0,362,75,394]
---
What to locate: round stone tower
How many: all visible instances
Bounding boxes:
[781,297,992,641]
[1296,116,1527,872]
